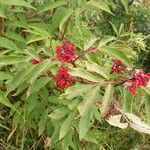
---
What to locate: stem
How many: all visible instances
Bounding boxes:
[20,113,26,150]
[75,77,133,87]
[0,17,4,36]
[20,86,31,150]
[61,19,70,40]
[114,79,132,87]
[71,62,76,67]
[73,48,99,62]
[52,0,57,15]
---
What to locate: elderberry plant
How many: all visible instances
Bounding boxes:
[0,0,150,149]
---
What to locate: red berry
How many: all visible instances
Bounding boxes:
[111,59,124,73]
[125,69,150,95]
[134,70,150,87]
[31,58,43,65]
[32,59,40,65]
[55,67,74,89]
[129,82,137,95]
[56,42,77,63]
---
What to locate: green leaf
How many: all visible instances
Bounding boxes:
[0,92,13,108]
[142,87,150,95]
[59,111,76,140]
[0,92,23,120]
[84,37,98,51]
[101,84,113,115]
[77,0,82,6]
[103,47,132,67]
[61,83,94,99]
[123,88,133,112]
[5,32,26,43]
[9,101,21,117]
[85,61,109,80]
[51,7,66,31]
[75,8,82,36]
[0,50,11,55]
[13,81,28,96]
[49,107,70,120]
[84,131,99,144]
[78,85,100,116]
[12,112,23,127]
[109,22,118,36]
[38,109,49,136]
[79,111,91,139]
[10,17,28,29]
[26,93,38,114]
[0,5,6,18]
[62,130,77,150]
[41,0,68,12]
[0,37,19,51]
[39,87,49,103]
[27,36,47,44]
[25,48,40,60]
[59,9,73,32]
[0,113,4,119]
[0,0,35,9]
[27,25,51,38]
[98,36,116,48]
[121,0,129,13]
[125,113,150,135]
[85,0,113,15]
[145,94,150,125]
[0,55,29,66]
[118,23,125,35]
[28,59,52,84]
[91,105,101,122]
[7,67,33,93]
[31,77,51,93]
[0,71,12,81]
[68,99,81,110]
[0,123,10,130]
[106,114,128,129]
[70,68,101,83]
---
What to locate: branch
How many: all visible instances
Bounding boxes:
[75,77,133,87]
[73,48,99,62]
[0,17,4,36]
[61,19,70,40]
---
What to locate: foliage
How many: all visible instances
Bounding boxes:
[0,0,150,149]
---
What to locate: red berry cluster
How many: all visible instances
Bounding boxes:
[55,67,74,89]
[126,70,150,95]
[31,58,43,65]
[56,42,76,63]
[112,59,124,73]
[55,42,77,89]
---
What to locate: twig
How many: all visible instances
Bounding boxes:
[71,62,76,67]
[0,17,4,36]
[73,48,99,62]
[61,19,70,40]
[114,78,133,87]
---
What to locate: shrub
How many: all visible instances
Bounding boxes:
[0,0,150,149]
